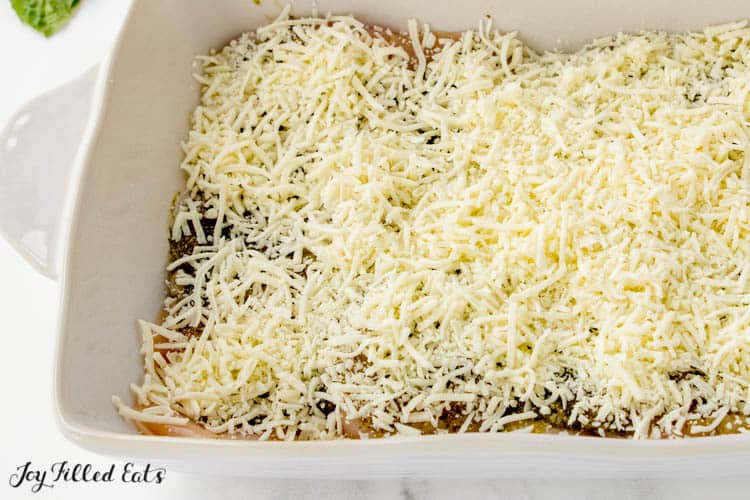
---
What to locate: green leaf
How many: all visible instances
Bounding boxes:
[10,0,81,37]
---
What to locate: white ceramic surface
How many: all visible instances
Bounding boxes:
[0,66,98,278]
[5,0,750,478]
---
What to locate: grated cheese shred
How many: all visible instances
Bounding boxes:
[115,12,750,440]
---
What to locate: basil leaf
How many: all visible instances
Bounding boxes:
[10,0,81,37]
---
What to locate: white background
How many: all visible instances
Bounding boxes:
[2,1,750,498]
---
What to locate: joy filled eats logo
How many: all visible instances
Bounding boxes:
[8,461,166,493]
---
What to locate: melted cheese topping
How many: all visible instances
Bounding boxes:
[114,10,750,440]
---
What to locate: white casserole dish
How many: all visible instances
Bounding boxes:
[3,0,750,478]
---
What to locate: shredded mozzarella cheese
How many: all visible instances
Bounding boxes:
[115,12,750,440]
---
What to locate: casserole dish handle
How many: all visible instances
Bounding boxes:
[0,66,98,279]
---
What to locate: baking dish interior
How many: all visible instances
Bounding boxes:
[57,0,750,442]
